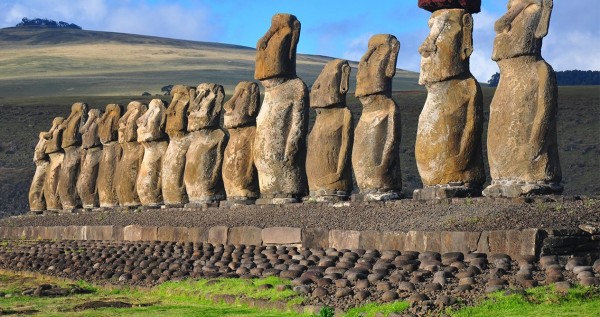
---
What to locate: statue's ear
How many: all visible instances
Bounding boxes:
[340,62,351,95]
[385,37,400,78]
[248,83,260,117]
[213,85,225,116]
[289,19,301,61]
[462,13,474,60]
[535,0,552,39]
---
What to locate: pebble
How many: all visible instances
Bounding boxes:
[407,293,429,304]
[382,290,399,302]
[554,281,571,293]
[377,282,392,292]
[312,287,328,298]
[335,287,353,298]
[355,290,371,300]
[398,282,416,292]
[579,277,600,287]
[293,285,310,295]
[485,285,505,293]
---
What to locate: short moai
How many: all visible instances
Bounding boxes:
[222,81,261,206]
[77,108,103,209]
[184,83,228,206]
[136,99,168,207]
[414,6,486,200]
[253,13,309,204]
[162,85,195,207]
[58,102,88,210]
[97,104,123,208]
[352,34,402,201]
[306,59,353,202]
[115,101,147,207]
[29,129,51,212]
[43,117,65,211]
[484,0,562,197]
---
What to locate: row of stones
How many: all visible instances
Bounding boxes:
[0,240,598,314]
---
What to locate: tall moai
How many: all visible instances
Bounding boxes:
[484,0,562,197]
[136,99,168,207]
[29,129,51,212]
[222,81,261,205]
[58,102,88,210]
[253,13,309,204]
[184,83,228,206]
[43,117,65,211]
[414,1,486,200]
[306,59,353,202]
[77,108,103,209]
[115,101,147,207]
[352,34,402,201]
[97,104,123,208]
[162,85,195,207]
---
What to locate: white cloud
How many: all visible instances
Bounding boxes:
[342,33,373,62]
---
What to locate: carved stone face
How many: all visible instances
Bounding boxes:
[188,83,224,131]
[224,81,260,129]
[165,85,195,134]
[419,9,473,85]
[255,13,301,81]
[118,101,147,143]
[355,34,400,97]
[61,102,88,148]
[98,103,122,144]
[310,59,351,108]
[137,99,166,142]
[45,117,65,154]
[492,0,552,61]
[81,108,102,149]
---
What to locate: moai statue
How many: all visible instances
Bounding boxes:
[162,85,195,207]
[352,34,402,201]
[97,104,123,208]
[414,6,486,200]
[77,108,103,209]
[253,13,309,204]
[306,59,353,202]
[184,83,227,206]
[58,102,88,210]
[43,117,65,211]
[222,81,261,206]
[484,0,562,197]
[136,99,168,207]
[29,130,50,212]
[115,101,147,207]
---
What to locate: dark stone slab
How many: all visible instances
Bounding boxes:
[418,0,481,13]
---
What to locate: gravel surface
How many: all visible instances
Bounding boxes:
[2,196,599,231]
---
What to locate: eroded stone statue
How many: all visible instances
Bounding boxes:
[29,129,50,212]
[222,81,260,204]
[77,108,103,208]
[43,117,65,211]
[136,99,168,207]
[484,0,562,197]
[162,85,195,207]
[115,101,147,207]
[352,34,402,201]
[254,13,309,204]
[184,83,227,206]
[306,59,353,201]
[58,102,88,210]
[414,9,485,200]
[97,104,123,208]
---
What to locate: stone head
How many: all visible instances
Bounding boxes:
[118,101,147,143]
[255,13,301,81]
[188,83,225,131]
[81,109,102,148]
[355,34,400,98]
[34,131,49,161]
[98,103,123,144]
[44,117,65,154]
[492,0,552,61]
[61,102,88,148]
[310,59,351,108]
[419,9,473,85]
[166,85,195,135]
[224,81,260,129]
[137,99,167,142]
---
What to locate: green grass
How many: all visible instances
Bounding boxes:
[344,301,410,317]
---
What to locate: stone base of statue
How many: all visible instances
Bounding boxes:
[255,195,301,205]
[352,189,403,202]
[305,190,350,203]
[161,203,185,209]
[413,183,481,200]
[220,197,257,208]
[185,196,224,209]
[483,180,563,198]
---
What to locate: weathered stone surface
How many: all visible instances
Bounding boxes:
[262,227,302,245]
[306,59,353,200]
[124,225,159,241]
[359,230,383,250]
[188,227,208,243]
[157,226,189,242]
[329,230,360,250]
[77,109,102,209]
[162,85,195,206]
[520,228,542,256]
[416,9,485,196]
[86,226,113,241]
[484,0,562,197]
[381,231,406,251]
[254,13,300,81]
[223,81,260,201]
[353,35,401,200]
[185,83,227,204]
[441,231,480,254]
[58,103,88,209]
[43,117,65,210]
[228,226,262,246]
[29,130,50,211]
[489,230,508,255]
[208,226,229,245]
[115,102,147,207]
[418,0,481,13]
[302,228,329,249]
[136,99,168,206]
[97,104,122,208]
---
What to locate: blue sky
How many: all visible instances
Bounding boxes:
[1,0,598,82]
